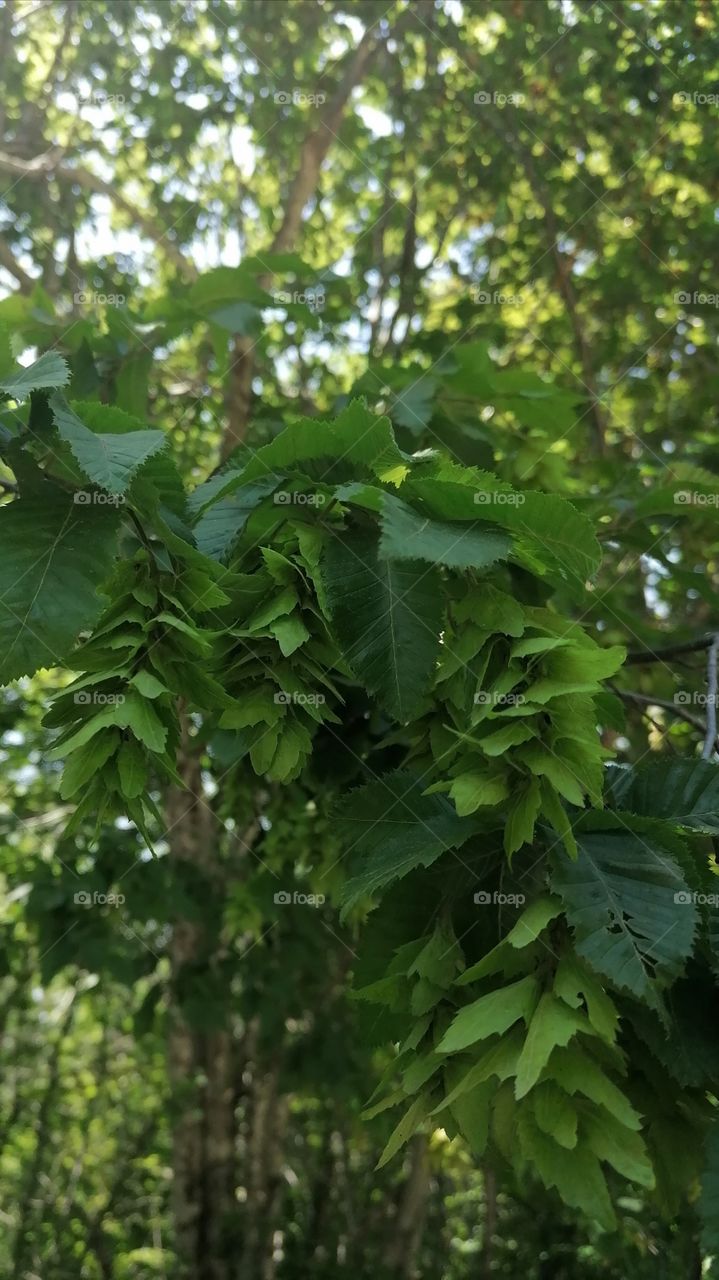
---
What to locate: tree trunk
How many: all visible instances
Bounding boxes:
[385,1135,431,1278]
[167,720,236,1280]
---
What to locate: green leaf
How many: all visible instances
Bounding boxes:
[0,352,70,398]
[606,759,719,835]
[0,489,120,684]
[379,495,511,571]
[552,827,696,1005]
[531,1081,578,1149]
[449,770,509,816]
[514,993,592,1099]
[517,1108,616,1231]
[583,1111,655,1188]
[437,975,539,1054]
[117,739,148,799]
[506,896,563,949]
[376,1092,431,1170]
[50,395,166,495]
[504,777,542,856]
[193,476,280,561]
[59,730,119,798]
[546,1045,642,1130]
[339,771,476,912]
[323,530,442,721]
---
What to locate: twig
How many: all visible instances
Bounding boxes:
[614,688,709,737]
[624,635,715,665]
[702,635,719,760]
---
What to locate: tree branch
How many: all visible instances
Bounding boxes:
[222,26,382,458]
[0,148,195,277]
[702,634,719,760]
[624,635,715,664]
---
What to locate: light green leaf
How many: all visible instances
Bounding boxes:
[515,992,592,1099]
[437,975,539,1054]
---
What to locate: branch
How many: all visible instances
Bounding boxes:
[702,635,719,760]
[624,635,716,665]
[0,148,195,277]
[222,26,382,458]
[615,688,710,738]
[0,233,34,291]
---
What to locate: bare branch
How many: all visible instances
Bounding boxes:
[702,634,719,760]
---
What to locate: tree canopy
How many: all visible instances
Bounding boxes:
[1,2,719,1278]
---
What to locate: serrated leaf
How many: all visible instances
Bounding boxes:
[438,975,539,1054]
[605,759,719,835]
[379,495,510,570]
[552,827,696,1005]
[376,1092,431,1169]
[515,992,592,1099]
[583,1110,655,1188]
[50,395,166,495]
[339,771,476,912]
[0,490,120,684]
[323,530,442,721]
[0,352,70,398]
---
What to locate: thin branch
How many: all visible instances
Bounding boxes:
[624,635,715,664]
[614,688,709,737]
[222,26,382,458]
[0,148,195,277]
[702,634,719,760]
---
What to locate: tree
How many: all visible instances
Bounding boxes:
[1,2,719,1278]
